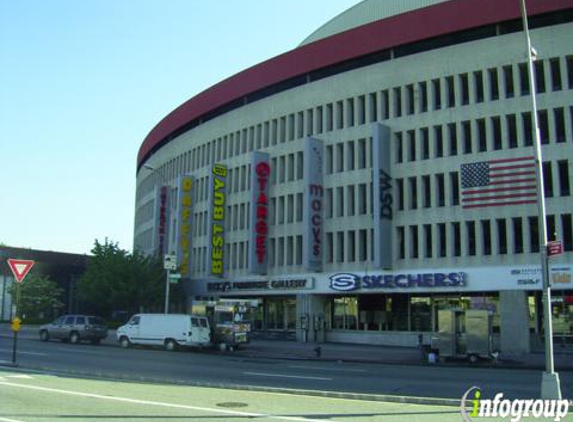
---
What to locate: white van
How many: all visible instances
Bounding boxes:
[116,314,211,351]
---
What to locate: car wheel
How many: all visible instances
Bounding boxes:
[119,336,131,349]
[69,331,80,344]
[39,330,49,342]
[164,339,178,351]
[468,354,478,364]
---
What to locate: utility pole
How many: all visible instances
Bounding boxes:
[519,0,561,400]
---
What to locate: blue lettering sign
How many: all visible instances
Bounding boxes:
[329,272,467,291]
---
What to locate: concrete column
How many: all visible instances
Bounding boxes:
[467,72,476,104]
[500,290,531,354]
[500,113,508,150]
[296,294,328,343]
[483,69,492,102]
[454,120,462,156]
[426,126,434,159]
[313,106,321,134]
[447,222,455,258]
[485,116,494,152]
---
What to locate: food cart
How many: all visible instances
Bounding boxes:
[431,309,494,363]
[190,299,258,350]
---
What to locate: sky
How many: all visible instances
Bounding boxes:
[0,0,359,255]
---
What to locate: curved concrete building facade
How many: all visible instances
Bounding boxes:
[135,0,573,350]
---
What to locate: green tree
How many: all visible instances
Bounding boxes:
[8,275,64,322]
[77,239,170,318]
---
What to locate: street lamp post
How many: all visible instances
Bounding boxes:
[142,164,174,314]
[519,0,561,400]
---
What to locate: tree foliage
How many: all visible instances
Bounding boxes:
[77,239,171,318]
[8,274,64,321]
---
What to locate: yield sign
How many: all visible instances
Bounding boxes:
[7,259,35,283]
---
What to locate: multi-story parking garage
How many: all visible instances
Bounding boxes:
[135,0,573,353]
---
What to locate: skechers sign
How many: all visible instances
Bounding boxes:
[329,272,467,291]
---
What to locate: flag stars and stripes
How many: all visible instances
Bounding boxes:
[460,156,537,209]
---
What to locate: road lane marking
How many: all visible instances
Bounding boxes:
[0,417,27,422]
[288,365,367,373]
[243,371,332,381]
[0,380,343,422]
[56,348,106,355]
[6,375,33,379]
[0,349,47,356]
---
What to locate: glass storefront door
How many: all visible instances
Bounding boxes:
[286,299,296,330]
[262,297,297,333]
[529,290,573,347]
[266,298,285,330]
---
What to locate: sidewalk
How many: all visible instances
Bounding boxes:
[230,338,573,370]
[2,323,572,370]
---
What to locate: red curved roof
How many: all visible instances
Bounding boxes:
[137,0,569,168]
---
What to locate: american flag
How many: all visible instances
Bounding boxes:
[460,156,537,209]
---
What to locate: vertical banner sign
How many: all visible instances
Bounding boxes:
[208,163,227,277]
[152,185,170,257]
[303,137,324,272]
[176,175,194,279]
[248,151,271,274]
[372,123,393,268]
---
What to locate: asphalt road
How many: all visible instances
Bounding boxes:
[0,368,467,422]
[1,335,572,402]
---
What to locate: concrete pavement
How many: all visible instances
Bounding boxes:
[0,367,466,422]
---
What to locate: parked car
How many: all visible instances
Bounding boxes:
[39,315,108,345]
[116,314,211,351]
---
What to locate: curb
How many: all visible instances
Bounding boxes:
[0,363,461,407]
[230,352,573,371]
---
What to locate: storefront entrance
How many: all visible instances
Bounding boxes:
[528,290,573,349]
[254,297,297,339]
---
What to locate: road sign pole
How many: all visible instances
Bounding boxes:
[163,254,177,314]
[12,282,20,365]
[5,258,35,366]
[164,268,171,314]
[12,328,18,365]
